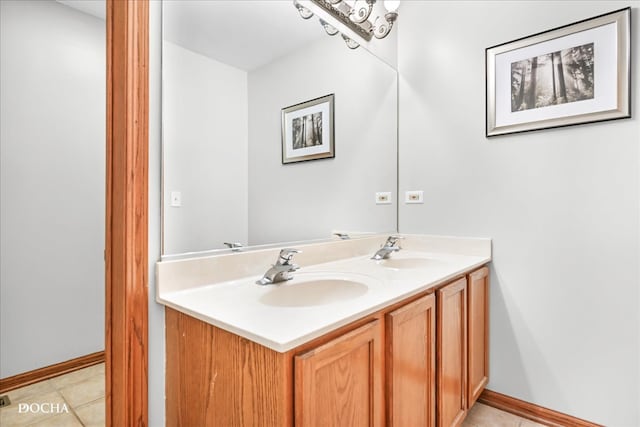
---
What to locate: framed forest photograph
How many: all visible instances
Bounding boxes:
[281,94,335,164]
[486,8,630,137]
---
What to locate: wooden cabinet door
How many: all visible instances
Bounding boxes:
[437,277,468,427]
[386,293,436,427]
[468,267,489,407]
[294,320,383,427]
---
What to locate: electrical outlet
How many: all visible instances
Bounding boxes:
[405,190,424,204]
[375,192,392,204]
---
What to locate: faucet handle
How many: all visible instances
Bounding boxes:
[278,248,301,264]
[223,242,243,251]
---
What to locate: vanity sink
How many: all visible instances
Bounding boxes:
[259,274,370,307]
[375,257,437,270]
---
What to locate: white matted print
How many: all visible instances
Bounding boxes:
[282,94,334,164]
[486,8,630,137]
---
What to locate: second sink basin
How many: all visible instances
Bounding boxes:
[259,273,372,307]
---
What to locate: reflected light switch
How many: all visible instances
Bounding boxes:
[170,191,182,207]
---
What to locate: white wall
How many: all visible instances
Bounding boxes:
[397,2,639,425]
[162,41,248,255]
[0,0,105,377]
[247,37,398,245]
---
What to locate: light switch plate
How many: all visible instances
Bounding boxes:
[405,190,424,204]
[170,191,182,207]
[375,192,392,204]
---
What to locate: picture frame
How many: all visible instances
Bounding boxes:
[281,94,335,164]
[486,7,630,137]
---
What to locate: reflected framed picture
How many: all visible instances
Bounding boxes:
[486,7,630,137]
[281,94,335,164]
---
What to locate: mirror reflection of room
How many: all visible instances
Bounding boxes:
[162,0,398,256]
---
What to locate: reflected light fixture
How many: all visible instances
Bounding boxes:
[294,0,399,50]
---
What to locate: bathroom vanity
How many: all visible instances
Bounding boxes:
[157,235,491,426]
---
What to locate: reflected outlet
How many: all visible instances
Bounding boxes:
[375,192,392,204]
[405,190,424,204]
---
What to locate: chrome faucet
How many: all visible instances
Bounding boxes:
[223,242,243,252]
[256,248,301,285]
[371,235,403,260]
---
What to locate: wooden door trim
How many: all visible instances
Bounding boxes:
[106,1,149,426]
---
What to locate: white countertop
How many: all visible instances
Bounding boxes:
[156,235,491,353]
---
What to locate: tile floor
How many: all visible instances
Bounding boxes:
[463,402,548,427]
[1,365,543,427]
[0,363,104,427]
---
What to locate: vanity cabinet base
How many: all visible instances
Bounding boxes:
[386,293,436,426]
[437,277,468,427]
[468,267,490,407]
[165,309,293,427]
[295,320,384,427]
[165,265,489,427]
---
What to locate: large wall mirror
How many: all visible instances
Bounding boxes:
[162,0,398,257]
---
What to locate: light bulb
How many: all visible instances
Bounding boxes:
[384,0,400,12]
[341,34,360,49]
[320,19,339,36]
[294,1,314,19]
